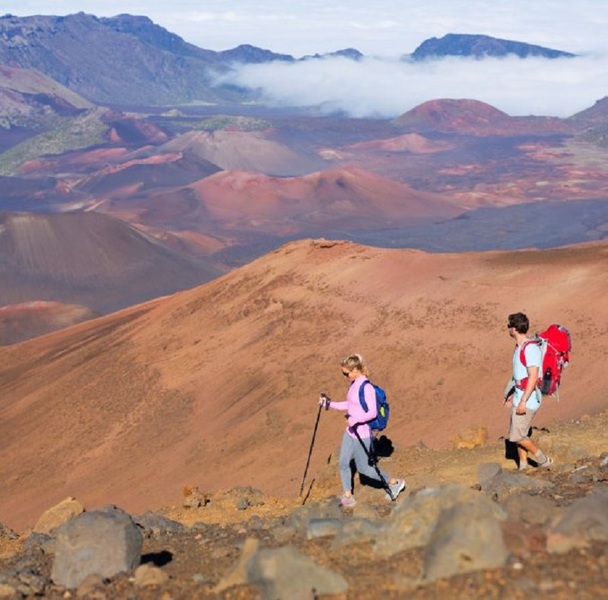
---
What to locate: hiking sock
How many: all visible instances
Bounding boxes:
[533,450,548,465]
[518,460,529,471]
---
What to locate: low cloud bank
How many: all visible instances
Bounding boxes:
[218,54,608,119]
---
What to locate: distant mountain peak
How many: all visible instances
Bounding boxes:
[410,33,576,61]
[301,48,364,61]
[217,44,294,64]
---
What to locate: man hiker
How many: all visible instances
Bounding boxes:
[504,312,553,470]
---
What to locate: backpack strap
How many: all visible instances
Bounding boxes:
[516,339,541,390]
[518,338,536,366]
[358,379,371,412]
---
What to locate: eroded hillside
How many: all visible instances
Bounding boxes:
[1,239,606,531]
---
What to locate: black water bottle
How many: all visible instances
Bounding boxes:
[541,367,552,395]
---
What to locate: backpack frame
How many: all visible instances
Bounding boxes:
[519,324,571,399]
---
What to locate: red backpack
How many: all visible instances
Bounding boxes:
[519,324,572,398]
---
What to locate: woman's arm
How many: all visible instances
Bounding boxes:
[319,393,348,411]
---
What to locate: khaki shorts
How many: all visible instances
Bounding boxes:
[509,407,536,442]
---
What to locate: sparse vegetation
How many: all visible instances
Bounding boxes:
[579,126,608,148]
[0,109,108,175]
[193,115,271,132]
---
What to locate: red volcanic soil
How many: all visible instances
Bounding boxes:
[0,301,95,345]
[0,239,606,531]
[19,147,133,177]
[395,98,574,135]
[189,167,463,227]
[7,98,608,262]
[73,151,221,197]
[346,132,454,154]
[123,166,464,236]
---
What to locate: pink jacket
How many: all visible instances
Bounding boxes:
[329,375,377,439]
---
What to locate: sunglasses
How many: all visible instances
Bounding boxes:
[342,370,350,377]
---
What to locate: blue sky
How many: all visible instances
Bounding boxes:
[3,1,608,117]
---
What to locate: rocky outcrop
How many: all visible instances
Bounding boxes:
[0,455,606,597]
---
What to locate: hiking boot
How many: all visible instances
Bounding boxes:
[539,456,553,468]
[386,479,406,501]
[340,494,356,508]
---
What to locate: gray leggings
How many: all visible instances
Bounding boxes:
[339,430,389,492]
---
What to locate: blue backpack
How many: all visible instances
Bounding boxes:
[358,380,390,431]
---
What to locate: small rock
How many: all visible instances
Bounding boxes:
[289,500,343,535]
[271,524,297,545]
[479,468,554,501]
[134,512,184,536]
[215,537,260,593]
[502,493,557,526]
[306,518,342,540]
[452,425,488,449]
[423,496,509,582]
[478,463,502,487]
[247,545,348,600]
[236,498,249,510]
[247,515,264,530]
[51,506,143,589]
[181,486,207,509]
[21,532,54,555]
[75,573,105,598]
[33,497,85,535]
[332,518,383,549]
[0,523,18,541]
[132,564,169,587]
[547,493,608,553]
[16,570,49,595]
[501,521,547,557]
[0,583,18,598]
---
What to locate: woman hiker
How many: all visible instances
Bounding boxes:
[320,353,405,508]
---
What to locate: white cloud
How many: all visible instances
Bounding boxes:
[217,54,608,118]
[4,0,608,117]
[180,11,240,24]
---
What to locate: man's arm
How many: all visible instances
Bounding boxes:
[503,377,515,404]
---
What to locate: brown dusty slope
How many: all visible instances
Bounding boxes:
[0,301,96,345]
[0,239,607,531]
[158,129,323,176]
[0,211,223,314]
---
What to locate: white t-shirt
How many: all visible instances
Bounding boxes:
[512,340,542,409]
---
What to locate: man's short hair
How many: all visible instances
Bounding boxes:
[508,312,529,334]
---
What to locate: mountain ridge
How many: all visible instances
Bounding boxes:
[0,13,578,106]
[410,33,576,61]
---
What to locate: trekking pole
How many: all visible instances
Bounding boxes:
[298,396,326,497]
[352,425,395,500]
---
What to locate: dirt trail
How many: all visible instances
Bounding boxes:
[162,407,608,527]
